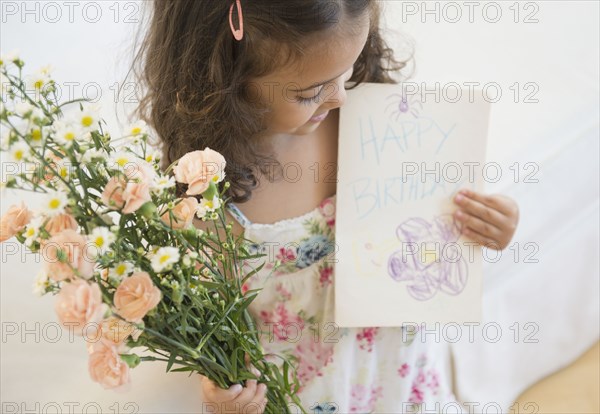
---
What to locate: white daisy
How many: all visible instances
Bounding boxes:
[80,131,94,143]
[152,174,176,193]
[9,142,30,162]
[26,69,51,95]
[39,64,54,76]
[195,195,222,219]
[109,261,134,280]
[128,120,148,137]
[88,227,116,256]
[0,50,20,65]
[15,102,34,118]
[23,216,44,247]
[108,150,134,171]
[0,128,13,150]
[151,246,180,273]
[69,104,101,132]
[41,190,68,217]
[79,148,104,164]
[52,158,71,182]
[144,150,161,164]
[53,120,82,147]
[32,269,49,297]
[26,124,44,147]
[0,72,10,98]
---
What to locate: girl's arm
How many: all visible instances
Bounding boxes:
[452,188,520,250]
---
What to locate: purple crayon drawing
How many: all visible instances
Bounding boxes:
[387,214,468,301]
[385,92,423,120]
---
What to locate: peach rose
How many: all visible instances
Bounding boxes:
[99,316,142,345]
[44,229,95,281]
[88,339,131,391]
[101,176,126,210]
[0,202,33,242]
[121,181,151,215]
[44,212,78,236]
[55,279,108,336]
[161,197,198,229]
[113,271,162,323]
[173,148,226,195]
[124,159,155,183]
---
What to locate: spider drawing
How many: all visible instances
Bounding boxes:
[385,92,423,121]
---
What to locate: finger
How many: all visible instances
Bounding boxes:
[454,210,503,240]
[462,226,502,250]
[458,189,514,216]
[453,191,506,227]
[232,377,258,404]
[246,383,268,414]
[202,378,244,403]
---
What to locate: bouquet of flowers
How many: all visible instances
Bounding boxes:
[0,53,307,414]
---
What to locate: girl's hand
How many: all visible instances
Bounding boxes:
[452,188,519,250]
[199,354,268,414]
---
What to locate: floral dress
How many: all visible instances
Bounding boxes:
[226,194,465,414]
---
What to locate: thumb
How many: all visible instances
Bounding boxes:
[201,374,244,402]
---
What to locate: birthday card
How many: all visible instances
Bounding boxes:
[335,83,491,328]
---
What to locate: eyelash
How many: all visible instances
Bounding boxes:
[296,88,324,106]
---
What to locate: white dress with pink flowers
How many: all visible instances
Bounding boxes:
[226,194,465,413]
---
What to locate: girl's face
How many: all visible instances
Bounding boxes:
[247,14,371,138]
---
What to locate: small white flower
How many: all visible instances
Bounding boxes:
[53,158,71,182]
[0,50,20,66]
[151,246,181,273]
[26,123,44,147]
[79,148,104,164]
[196,195,222,219]
[152,174,176,193]
[88,227,116,256]
[26,69,51,93]
[109,261,134,280]
[128,120,148,137]
[9,142,30,162]
[53,120,82,147]
[41,190,68,217]
[145,149,161,164]
[108,150,134,171]
[0,72,10,98]
[23,216,44,247]
[80,131,95,145]
[32,269,49,297]
[0,128,13,150]
[39,64,54,76]
[68,104,100,132]
[15,102,34,118]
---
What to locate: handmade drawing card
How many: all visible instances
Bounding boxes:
[335,83,491,327]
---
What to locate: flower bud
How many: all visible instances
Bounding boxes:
[201,181,217,201]
[138,201,157,219]
[119,353,141,369]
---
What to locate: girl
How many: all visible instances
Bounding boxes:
[130,1,519,412]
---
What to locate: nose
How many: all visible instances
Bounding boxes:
[321,77,348,110]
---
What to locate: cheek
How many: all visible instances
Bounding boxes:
[268,102,316,130]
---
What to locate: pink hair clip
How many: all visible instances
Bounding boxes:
[229,0,244,41]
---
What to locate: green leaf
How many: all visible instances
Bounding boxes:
[170,367,196,373]
[283,360,290,390]
[166,351,178,372]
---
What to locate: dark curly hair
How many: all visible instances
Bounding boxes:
[126,0,413,203]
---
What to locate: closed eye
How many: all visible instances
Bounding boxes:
[296,87,325,106]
